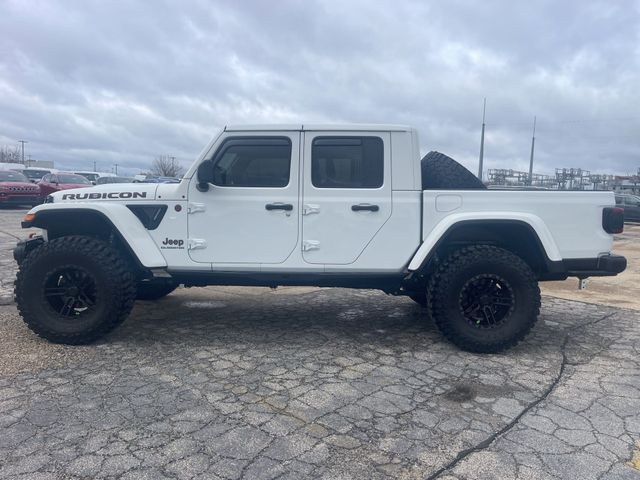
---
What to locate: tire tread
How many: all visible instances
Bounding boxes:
[15,235,136,344]
[427,245,540,353]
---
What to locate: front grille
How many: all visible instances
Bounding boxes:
[7,186,38,192]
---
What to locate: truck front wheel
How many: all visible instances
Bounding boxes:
[15,235,136,344]
[428,245,540,353]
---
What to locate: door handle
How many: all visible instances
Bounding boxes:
[265,203,293,211]
[351,204,379,212]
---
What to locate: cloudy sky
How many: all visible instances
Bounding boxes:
[0,0,639,177]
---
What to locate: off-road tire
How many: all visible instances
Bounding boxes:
[15,235,136,344]
[136,279,178,300]
[421,151,486,190]
[427,245,540,353]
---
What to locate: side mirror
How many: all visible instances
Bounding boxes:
[91,181,96,185]
[196,160,214,192]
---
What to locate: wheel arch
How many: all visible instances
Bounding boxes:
[24,204,167,269]
[408,216,563,279]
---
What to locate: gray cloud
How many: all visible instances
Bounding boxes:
[0,0,638,176]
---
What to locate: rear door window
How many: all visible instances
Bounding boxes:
[311,136,383,188]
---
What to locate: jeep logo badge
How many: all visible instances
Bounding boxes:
[161,238,185,249]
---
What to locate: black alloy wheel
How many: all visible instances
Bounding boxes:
[459,274,514,329]
[43,266,98,318]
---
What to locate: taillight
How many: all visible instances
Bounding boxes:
[602,207,624,234]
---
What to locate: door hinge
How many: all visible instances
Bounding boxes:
[302,204,320,216]
[188,203,206,214]
[188,238,207,250]
[302,240,320,251]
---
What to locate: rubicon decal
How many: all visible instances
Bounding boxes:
[61,192,148,200]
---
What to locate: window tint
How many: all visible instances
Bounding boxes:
[211,137,291,188]
[312,136,383,188]
[58,174,91,184]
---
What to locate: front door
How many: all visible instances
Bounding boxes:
[188,133,300,264]
[301,131,392,264]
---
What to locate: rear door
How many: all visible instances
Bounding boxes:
[301,131,392,264]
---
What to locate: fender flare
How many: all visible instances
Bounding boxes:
[25,203,167,268]
[408,212,562,271]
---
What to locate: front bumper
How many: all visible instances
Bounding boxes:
[13,236,44,265]
[0,194,40,205]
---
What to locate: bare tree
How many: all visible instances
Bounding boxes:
[150,155,185,177]
[0,145,21,164]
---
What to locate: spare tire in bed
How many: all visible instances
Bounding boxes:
[421,151,486,190]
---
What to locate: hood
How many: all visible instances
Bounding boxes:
[55,183,93,190]
[50,183,159,202]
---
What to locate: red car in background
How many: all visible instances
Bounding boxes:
[38,172,92,197]
[0,170,41,207]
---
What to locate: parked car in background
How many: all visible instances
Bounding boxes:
[96,176,136,185]
[73,171,116,184]
[16,168,52,183]
[615,193,640,222]
[0,170,41,207]
[38,172,92,197]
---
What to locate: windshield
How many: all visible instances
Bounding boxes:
[0,171,29,182]
[75,172,99,181]
[58,174,91,184]
[22,170,49,180]
[96,176,133,184]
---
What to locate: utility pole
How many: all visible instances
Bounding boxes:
[114,164,118,175]
[528,116,537,186]
[93,160,97,171]
[18,140,27,165]
[477,98,486,181]
[169,155,176,175]
[27,154,32,167]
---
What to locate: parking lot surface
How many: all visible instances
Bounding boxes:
[0,207,639,479]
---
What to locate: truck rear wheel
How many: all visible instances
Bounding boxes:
[428,245,540,353]
[14,235,136,344]
[136,279,178,300]
[421,151,486,190]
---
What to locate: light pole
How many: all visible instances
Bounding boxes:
[18,140,27,165]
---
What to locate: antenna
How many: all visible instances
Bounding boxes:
[528,116,536,185]
[478,98,486,181]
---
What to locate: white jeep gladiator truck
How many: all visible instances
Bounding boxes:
[14,124,626,352]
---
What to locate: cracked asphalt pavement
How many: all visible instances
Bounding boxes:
[0,208,639,479]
